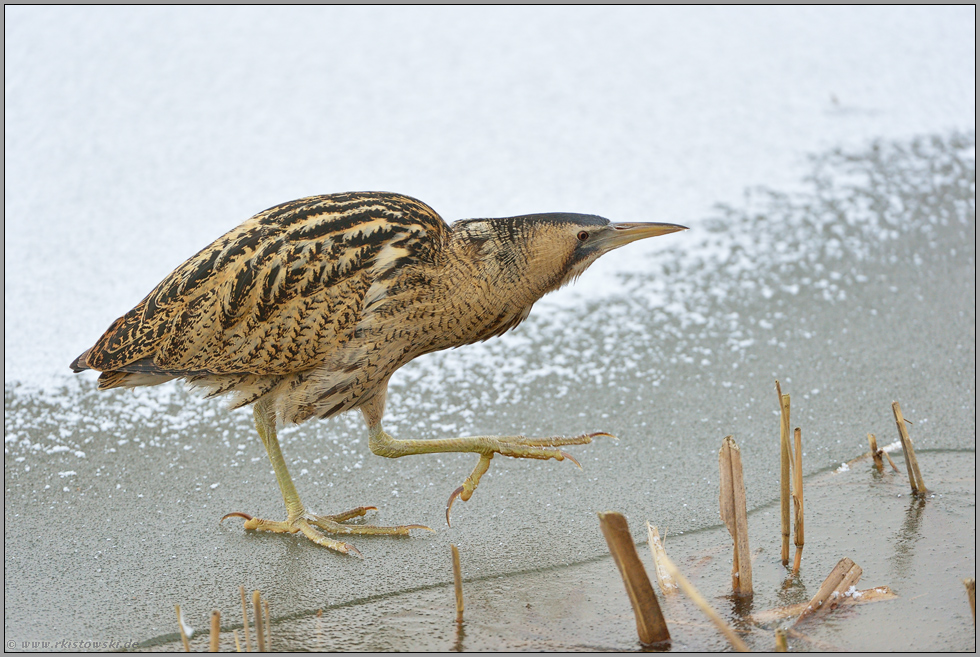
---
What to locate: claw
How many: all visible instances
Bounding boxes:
[589,431,617,441]
[446,485,465,527]
[560,450,582,469]
[337,542,363,559]
[220,511,253,523]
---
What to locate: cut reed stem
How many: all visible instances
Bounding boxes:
[598,511,671,646]
[776,381,791,566]
[209,609,220,652]
[719,435,753,596]
[892,402,927,494]
[775,628,788,652]
[867,433,884,471]
[451,544,464,623]
[264,598,270,651]
[252,590,264,653]
[658,550,749,652]
[882,448,901,473]
[240,585,252,653]
[646,522,679,596]
[794,557,863,625]
[966,577,975,624]
[752,586,896,623]
[792,427,804,575]
[175,604,191,653]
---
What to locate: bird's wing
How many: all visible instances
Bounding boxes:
[79,192,448,376]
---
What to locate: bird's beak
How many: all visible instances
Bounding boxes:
[598,222,688,252]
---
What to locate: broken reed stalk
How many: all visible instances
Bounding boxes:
[776,381,792,566]
[719,435,753,596]
[882,448,901,473]
[233,630,242,652]
[451,544,464,623]
[598,511,671,646]
[264,599,271,652]
[240,585,252,653]
[175,604,191,652]
[966,578,976,624]
[209,609,220,652]
[774,628,788,652]
[792,427,804,575]
[646,522,679,596]
[315,609,325,652]
[892,402,927,494]
[794,557,863,625]
[752,586,896,624]
[867,433,884,471]
[866,434,900,472]
[657,550,749,652]
[252,590,265,653]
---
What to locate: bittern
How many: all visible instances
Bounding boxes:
[71,192,685,556]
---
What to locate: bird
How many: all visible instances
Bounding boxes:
[71,191,686,556]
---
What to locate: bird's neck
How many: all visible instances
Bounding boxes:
[418,224,561,347]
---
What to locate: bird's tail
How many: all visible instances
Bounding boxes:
[70,349,92,373]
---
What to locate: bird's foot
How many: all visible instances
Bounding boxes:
[445,431,614,525]
[221,506,432,557]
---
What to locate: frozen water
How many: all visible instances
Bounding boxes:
[4,6,975,390]
[3,7,975,652]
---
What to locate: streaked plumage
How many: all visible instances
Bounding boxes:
[71,191,685,555]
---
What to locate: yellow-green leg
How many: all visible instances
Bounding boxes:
[367,424,613,525]
[221,401,429,556]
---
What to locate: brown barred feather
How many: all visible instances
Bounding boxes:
[73,191,684,426]
[81,192,448,379]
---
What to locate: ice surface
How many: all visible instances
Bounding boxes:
[4,6,976,391]
[2,13,976,648]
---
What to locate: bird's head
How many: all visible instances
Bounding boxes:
[454,213,687,296]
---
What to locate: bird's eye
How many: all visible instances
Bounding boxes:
[577,231,589,241]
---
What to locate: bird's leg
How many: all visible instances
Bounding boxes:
[367,424,612,525]
[220,401,430,556]
[254,401,305,521]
